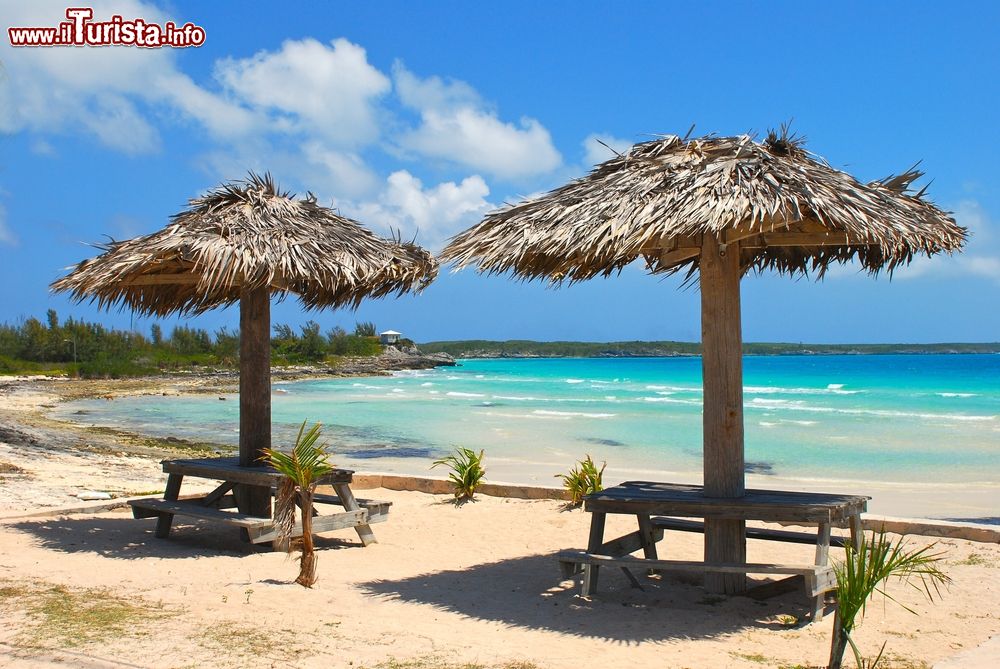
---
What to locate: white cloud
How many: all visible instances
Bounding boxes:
[394,65,561,180]
[300,142,379,198]
[336,170,492,250]
[0,202,16,246]
[215,38,390,147]
[582,133,633,166]
[891,199,1000,283]
[30,139,55,156]
[0,0,254,151]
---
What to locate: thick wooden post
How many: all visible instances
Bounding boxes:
[700,234,747,594]
[238,286,272,518]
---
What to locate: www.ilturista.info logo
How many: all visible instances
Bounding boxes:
[8,7,206,48]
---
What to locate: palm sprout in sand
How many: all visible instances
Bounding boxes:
[263,421,334,588]
[828,530,951,669]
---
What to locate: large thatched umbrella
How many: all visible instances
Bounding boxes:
[53,173,437,516]
[442,129,965,594]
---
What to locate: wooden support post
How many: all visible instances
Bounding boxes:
[332,483,377,546]
[813,521,832,621]
[155,473,183,538]
[582,511,607,596]
[700,234,747,594]
[238,285,272,519]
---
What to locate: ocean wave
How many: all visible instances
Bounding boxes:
[446,391,486,398]
[532,409,616,419]
[420,382,434,387]
[642,396,700,405]
[745,385,863,396]
[937,392,978,398]
[565,378,585,384]
[745,400,996,422]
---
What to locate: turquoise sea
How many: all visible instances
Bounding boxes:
[57,354,1000,518]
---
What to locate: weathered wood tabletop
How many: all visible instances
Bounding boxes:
[585,481,869,525]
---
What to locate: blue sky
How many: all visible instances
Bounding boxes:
[1,0,998,344]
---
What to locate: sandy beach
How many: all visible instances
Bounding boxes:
[2,376,999,668]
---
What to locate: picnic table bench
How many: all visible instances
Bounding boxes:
[129,457,389,547]
[557,481,868,621]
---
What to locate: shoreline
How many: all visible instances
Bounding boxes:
[2,373,997,524]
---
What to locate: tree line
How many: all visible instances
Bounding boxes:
[0,310,388,377]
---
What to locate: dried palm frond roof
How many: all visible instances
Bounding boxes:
[442,128,965,282]
[52,173,438,316]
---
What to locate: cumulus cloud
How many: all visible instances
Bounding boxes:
[337,171,492,250]
[215,38,390,147]
[394,65,561,180]
[582,133,633,166]
[0,0,256,151]
[2,5,560,227]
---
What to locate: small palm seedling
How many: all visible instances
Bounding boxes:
[828,529,951,669]
[431,447,486,503]
[556,455,606,506]
[263,420,334,588]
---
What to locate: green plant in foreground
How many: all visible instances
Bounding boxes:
[555,454,606,506]
[432,447,486,502]
[828,529,951,669]
[263,421,334,588]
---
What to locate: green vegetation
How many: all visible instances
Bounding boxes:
[432,447,486,503]
[0,310,382,378]
[828,530,951,669]
[264,421,335,588]
[420,339,1000,358]
[556,455,606,506]
[0,579,177,648]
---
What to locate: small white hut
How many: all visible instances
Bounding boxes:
[379,329,402,345]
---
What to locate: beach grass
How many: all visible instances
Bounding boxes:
[373,658,541,669]
[0,579,177,648]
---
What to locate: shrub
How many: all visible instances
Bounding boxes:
[432,447,486,502]
[556,455,606,506]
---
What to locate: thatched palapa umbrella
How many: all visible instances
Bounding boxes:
[53,173,437,516]
[442,128,965,594]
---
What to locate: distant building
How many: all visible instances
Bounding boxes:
[379,329,402,345]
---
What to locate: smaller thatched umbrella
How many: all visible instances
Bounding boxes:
[442,128,965,594]
[53,173,437,516]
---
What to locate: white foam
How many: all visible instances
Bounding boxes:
[642,396,699,405]
[565,378,585,384]
[937,392,977,398]
[827,383,845,390]
[532,409,616,419]
[420,382,434,387]
[446,391,486,398]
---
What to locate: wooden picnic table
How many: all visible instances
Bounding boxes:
[129,457,390,548]
[558,481,869,621]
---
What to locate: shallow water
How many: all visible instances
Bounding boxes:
[56,355,1000,516]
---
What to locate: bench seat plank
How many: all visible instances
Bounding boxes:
[557,550,836,597]
[652,517,847,547]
